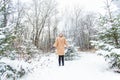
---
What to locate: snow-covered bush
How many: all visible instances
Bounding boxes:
[98,16,120,48]
[0,27,15,56]
[23,40,41,55]
[9,39,42,62]
[91,41,114,52]
[64,39,79,61]
[105,52,120,69]
[91,41,120,71]
[0,58,31,80]
[91,15,120,71]
[0,62,25,79]
[65,46,79,61]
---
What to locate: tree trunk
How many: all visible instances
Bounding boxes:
[48,21,51,51]
[106,0,112,20]
[113,33,119,48]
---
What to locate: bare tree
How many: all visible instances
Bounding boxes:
[104,0,113,20]
[63,7,97,50]
[26,0,58,49]
[7,0,27,52]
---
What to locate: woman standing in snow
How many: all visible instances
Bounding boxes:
[53,33,68,66]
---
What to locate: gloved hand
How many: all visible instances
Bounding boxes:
[65,46,69,49]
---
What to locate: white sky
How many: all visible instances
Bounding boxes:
[56,0,105,14]
[57,0,118,15]
[20,0,118,15]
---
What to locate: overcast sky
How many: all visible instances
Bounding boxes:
[57,0,104,11]
[20,0,118,15]
[58,0,119,14]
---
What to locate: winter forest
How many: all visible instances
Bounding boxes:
[0,0,120,80]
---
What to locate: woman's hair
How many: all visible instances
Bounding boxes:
[59,33,63,37]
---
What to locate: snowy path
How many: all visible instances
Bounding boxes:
[20,52,120,80]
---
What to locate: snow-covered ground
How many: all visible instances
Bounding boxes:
[19,52,120,80]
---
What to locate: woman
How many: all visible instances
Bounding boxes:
[53,33,68,66]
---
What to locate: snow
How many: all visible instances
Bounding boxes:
[0,58,31,72]
[0,35,5,39]
[19,52,120,80]
[111,49,120,55]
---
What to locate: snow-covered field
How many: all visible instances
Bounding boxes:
[20,52,120,80]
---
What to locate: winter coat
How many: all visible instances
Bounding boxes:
[53,36,68,55]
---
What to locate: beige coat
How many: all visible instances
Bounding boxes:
[53,36,68,55]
